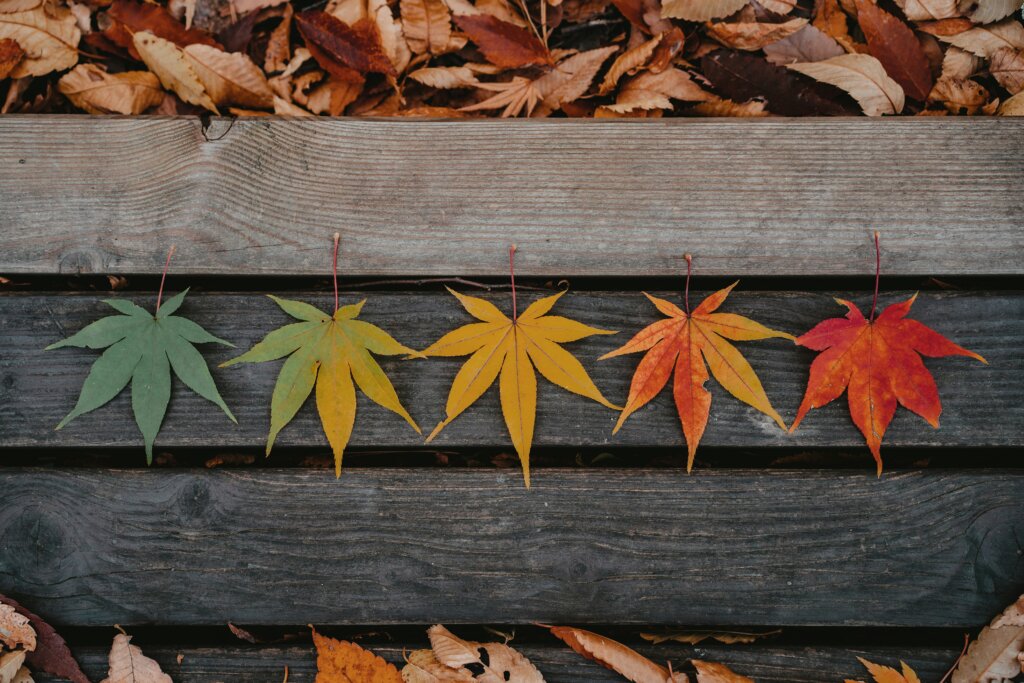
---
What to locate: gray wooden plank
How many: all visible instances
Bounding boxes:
[32,642,962,683]
[1,468,1022,627]
[1,289,1017,452]
[1,117,1022,277]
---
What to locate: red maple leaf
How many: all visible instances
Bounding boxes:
[790,234,986,473]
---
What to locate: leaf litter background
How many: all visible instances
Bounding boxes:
[0,0,1021,115]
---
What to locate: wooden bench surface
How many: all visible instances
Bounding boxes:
[1,116,1022,683]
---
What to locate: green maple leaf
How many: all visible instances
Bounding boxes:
[46,289,236,462]
[221,295,421,476]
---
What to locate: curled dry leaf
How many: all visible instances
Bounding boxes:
[410,65,481,87]
[855,0,932,100]
[999,89,1024,113]
[274,94,315,113]
[0,595,87,683]
[134,30,219,112]
[606,67,716,111]
[951,594,1024,683]
[0,38,24,79]
[706,17,807,51]
[599,33,662,94]
[0,5,79,77]
[938,18,1024,57]
[100,633,172,683]
[928,74,988,112]
[401,0,451,54]
[661,0,749,21]
[312,628,403,682]
[0,605,35,652]
[990,46,1024,93]
[184,43,274,108]
[548,626,688,683]
[58,63,165,114]
[453,13,549,68]
[426,625,545,682]
[0,652,26,683]
[788,53,905,115]
[940,45,980,78]
[402,649,475,681]
[692,660,754,683]
[763,24,844,64]
[812,0,856,52]
[264,3,292,72]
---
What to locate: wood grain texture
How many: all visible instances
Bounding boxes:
[1,289,1016,453]
[2,468,1022,627]
[32,642,962,683]
[0,117,1022,277]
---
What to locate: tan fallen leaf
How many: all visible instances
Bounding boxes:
[134,31,218,112]
[99,633,172,683]
[939,19,1024,57]
[1000,89,1024,113]
[410,65,481,88]
[693,660,754,683]
[894,0,958,20]
[758,0,797,14]
[402,649,475,681]
[0,5,79,77]
[661,0,749,22]
[10,667,32,683]
[184,43,274,108]
[641,629,781,645]
[952,594,1024,683]
[940,45,980,79]
[961,0,1020,23]
[533,45,617,111]
[59,63,165,114]
[0,651,26,683]
[274,94,315,114]
[690,97,770,115]
[606,67,715,111]
[990,46,1024,94]
[427,625,545,683]
[549,626,688,683]
[402,0,452,54]
[707,17,807,50]
[928,75,989,112]
[0,0,42,13]
[372,0,412,71]
[599,34,660,93]
[305,76,361,113]
[788,53,905,115]
[0,604,35,653]
[461,75,540,116]
[265,3,292,72]
[763,24,844,64]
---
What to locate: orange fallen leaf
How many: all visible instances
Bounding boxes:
[548,626,687,682]
[453,13,549,68]
[311,627,402,682]
[693,660,754,683]
[790,233,985,474]
[844,657,921,683]
[601,255,792,471]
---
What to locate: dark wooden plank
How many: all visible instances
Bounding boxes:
[1,117,1021,277]
[32,642,962,683]
[1,290,1017,451]
[2,468,1022,627]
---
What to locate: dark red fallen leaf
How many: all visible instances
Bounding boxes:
[295,11,396,83]
[453,14,550,68]
[856,0,932,101]
[105,0,221,59]
[0,594,89,683]
[701,49,853,115]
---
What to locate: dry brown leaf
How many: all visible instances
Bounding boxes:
[0,604,35,652]
[0,0,42,13]
[99,634,172,683]
[0,37,23,78]
[693,660,754,683]
[758,0,797,14]
[788,53,905,114]
[706,17,807,50]
[312,628,402,682]
[265,3,292,72]
[661,0,749,22]
[401,649,475,681]
[690,97,771,114]
[894,0,958,20]
[1000,88,1024,112]
[274,93,314,113]
[763,24,844,63]
[952,594,1024,683]
[990,46,1024,93]
[962,0,1020,23]
[533,45,617,110]
[812,0,857,52]
[10,667,32,683]
[940,45,980,78]
[410,65,480,87]
[928,74,989,112]
[401,0,451,54]
[462,75,540,115]
[640,629,781,645]
[607,66,715,111]
[59,63,164,113]
[184,43,274,108]
[939,19,1024,57]
[134,30,219,112]
[548,626,688,683]
[0,651,26,683]
[427,625,545,682]
[599,33,661,93]
[476,0,527,25]
[306,76,361,113]
[855,0,933,100]
[0,5,79,77]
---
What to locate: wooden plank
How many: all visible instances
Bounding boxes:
[1,290,1016,451]
[32,642,962,683]
[1,117,1021,277]
[2,468,1021,627]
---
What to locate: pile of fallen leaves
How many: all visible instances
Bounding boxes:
[0,604,35,683]
[0,0,1021,115]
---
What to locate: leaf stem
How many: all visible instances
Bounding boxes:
[684,253,692,315]
[869,231,880,322]
[509,244,518,322]
[332,232,340,315]
[155,245,176,313]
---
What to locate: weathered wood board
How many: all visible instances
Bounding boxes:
[0,117,1022,277]
[2,468,1022,628]
[1,290,1016,451]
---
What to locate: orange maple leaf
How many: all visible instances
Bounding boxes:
[844,656,921,683]
[790,234,986,474]
[311,628,402,683]
[601,258,793,470]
